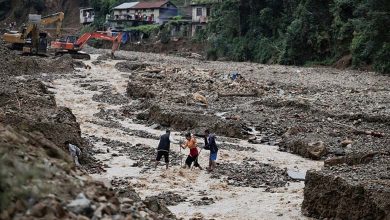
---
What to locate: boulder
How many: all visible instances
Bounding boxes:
[66,193,93,216]
[307,141,327,159]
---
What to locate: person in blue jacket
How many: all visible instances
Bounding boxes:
[204,129,219,171]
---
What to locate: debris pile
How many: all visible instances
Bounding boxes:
[0,43,175,219]
[211,161,290,188]
[0,124,175,219]
[118,143,183,167]
[303,154,390,219]
[146,192,187,206]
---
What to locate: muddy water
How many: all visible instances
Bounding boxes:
[48,54,322,220]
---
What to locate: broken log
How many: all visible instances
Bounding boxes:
[333,122,385,138]
[218,93,257,98]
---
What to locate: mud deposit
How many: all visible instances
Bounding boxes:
[45,48,389,219]
[211,161,290,188]
[0,42,175,219]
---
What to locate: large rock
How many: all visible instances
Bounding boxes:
[66,193,93,216]
[146,105,246,138]
[302,156,390,219]
[126,81,155,99]
[280,139,328,160]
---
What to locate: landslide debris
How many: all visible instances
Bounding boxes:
[0,125,176,219]
[211,161,290,188]
[302,154,390,219]
[114,51,389,219]
[119,57,389,162]
[0,42,175,219]
[0,42,82,150]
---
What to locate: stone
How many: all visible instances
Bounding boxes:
[121,198,134,204]
[66,193,92,215]
[143,197,173,216]
[287,170,306,181]
[120,204,133,214]
[341,139,353,147]
[29,202,47,217]
[307,141,328,159]
[334,148,345,156]
[324,156,345,166]
[76,215,90,220]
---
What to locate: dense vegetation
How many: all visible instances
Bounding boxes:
[205,0,390,73]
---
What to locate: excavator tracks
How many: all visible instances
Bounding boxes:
[55,51,91,60]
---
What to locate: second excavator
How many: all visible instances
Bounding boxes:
[50,32,122,59]
[2,12,64,55]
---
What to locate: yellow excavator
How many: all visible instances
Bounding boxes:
[2,12,64,55]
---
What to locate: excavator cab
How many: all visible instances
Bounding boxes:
[66,36,78,43]
[58,35,78,43]
[22,32,48,55]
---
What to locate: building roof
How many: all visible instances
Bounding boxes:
[80,7,94,11]
[113,2,139,10]
[132,1,176,9]
[191,0,221,6]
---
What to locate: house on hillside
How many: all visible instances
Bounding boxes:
[80,8,95,25]
[191,2,211,36]
[109,0,178,26]
[112,2,139,21]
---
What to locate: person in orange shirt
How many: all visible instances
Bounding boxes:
[181,133,203,170]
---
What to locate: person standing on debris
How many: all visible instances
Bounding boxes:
[65,141,81,166]
[155,130,171,169]
[204,129,218,171]
[181,132,203,170]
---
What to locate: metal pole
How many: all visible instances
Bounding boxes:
[179,136,183,167]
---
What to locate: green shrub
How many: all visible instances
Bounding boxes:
[206,48,218,61]
[202,0,389,73]
[373,43,390,74]
[30,0,46,13]
[125,24,160,35]
[160,27,171,44]
[80,25,97,35]
[13,7,24,19]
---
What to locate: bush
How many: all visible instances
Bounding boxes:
[0,0,11,20]
[31,0,46,13]
[80,25,97,35]
[13,7,24,19]
[160,27,170,44]
[203,0,389,73]
[253,38,280,64]
[373,43,390,74]
[206,48,218,61]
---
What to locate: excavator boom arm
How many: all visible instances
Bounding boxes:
[41,12,64,36]
[75,32,122,49]
[22,12,64,39]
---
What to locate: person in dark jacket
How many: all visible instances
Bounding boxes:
[155,130,171,169]
[204,129,218,171]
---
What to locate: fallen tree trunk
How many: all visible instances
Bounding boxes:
[333,122,385,138]
[218,93,257,98]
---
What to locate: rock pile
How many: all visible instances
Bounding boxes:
[211,161,290,188]
[303,155,390,219]
[146,192,187,206]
